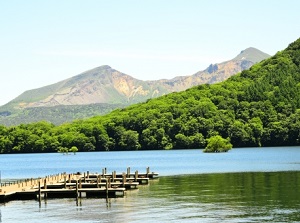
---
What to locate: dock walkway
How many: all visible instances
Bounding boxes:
[0,167,158,203]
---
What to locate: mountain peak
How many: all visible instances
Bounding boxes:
[96,65,111,69]
[233,47,270,63]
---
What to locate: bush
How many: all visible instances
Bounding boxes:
[203,135,232,153]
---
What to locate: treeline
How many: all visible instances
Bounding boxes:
[0,103,124,126]
[0,38,300,154]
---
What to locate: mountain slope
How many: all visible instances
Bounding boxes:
[161,47,271,90]
[0,47,270,126]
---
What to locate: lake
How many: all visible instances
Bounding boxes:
[0,147,300,222]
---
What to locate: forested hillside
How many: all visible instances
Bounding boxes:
[0,103,124,126]
[0,38,299,154]
[0,47,269,126]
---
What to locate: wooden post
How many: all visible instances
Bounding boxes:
[127,167,130,178]
[96,175,99,188]
[122,174,126,187]
[104,167,107,174]
[38,181,41,202]
[108,177,111,188]
[79,178,82,189]
[76,180,79,199]
[105,178,108,196]
[87,171,89,178]
[146,167,150,177]
[64,175,67,188]
[102,168,105,176]
[44,178,47,199]
[135,170,138,182]
[112,171,115,182]
[68,174,71,183]
[84,172,86,183]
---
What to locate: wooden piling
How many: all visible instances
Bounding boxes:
[44,178,47,198]
[38,181,41,202]
[76,180,79,199]
[64,175,67,188]
[105,179,108,195]
[108,177,111,188]
[112,171,115,182]
[127,167,130,177]
[122,174,126,187]
[98,175,102,186]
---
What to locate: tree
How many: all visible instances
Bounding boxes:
[69,146,78,154]
[174,133,191,149]
[118,130,140,150]
[57,146,69,155]
[83,142,95,151]
[203,135,232,153]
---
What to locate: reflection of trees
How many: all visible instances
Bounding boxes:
[148,172,300,207]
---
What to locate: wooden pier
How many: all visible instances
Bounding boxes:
[0,167,158,203]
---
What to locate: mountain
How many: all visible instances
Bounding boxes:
[161,47,270,91]
[0,47,270,126]
[7,47,270,108]
[0,38,299,153]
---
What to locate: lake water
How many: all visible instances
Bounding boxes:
[0,147,300,222]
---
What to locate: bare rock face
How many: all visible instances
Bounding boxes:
[6,48,270,109]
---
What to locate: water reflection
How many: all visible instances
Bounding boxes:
[1,171,300,222]
[134,172,300,222]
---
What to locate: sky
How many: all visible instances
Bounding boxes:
[0,0,299,106]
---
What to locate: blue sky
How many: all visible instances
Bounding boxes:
[0,0,299,105]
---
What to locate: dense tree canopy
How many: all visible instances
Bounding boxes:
[0,38,300,154]
[203,135,232,153]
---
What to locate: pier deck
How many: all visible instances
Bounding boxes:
[0,167,158,203]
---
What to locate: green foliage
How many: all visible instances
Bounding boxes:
[0,103,124,126]
[1,38,300,153]
[57,146,69,154]
[203,135,232,153]
[69,146,78,154]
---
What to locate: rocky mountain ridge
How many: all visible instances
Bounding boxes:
[5,47,270,110]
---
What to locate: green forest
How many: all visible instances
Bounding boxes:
[0,38,300,154]
[0,103,124,126]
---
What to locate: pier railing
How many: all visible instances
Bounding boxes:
[0,178,38,187]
